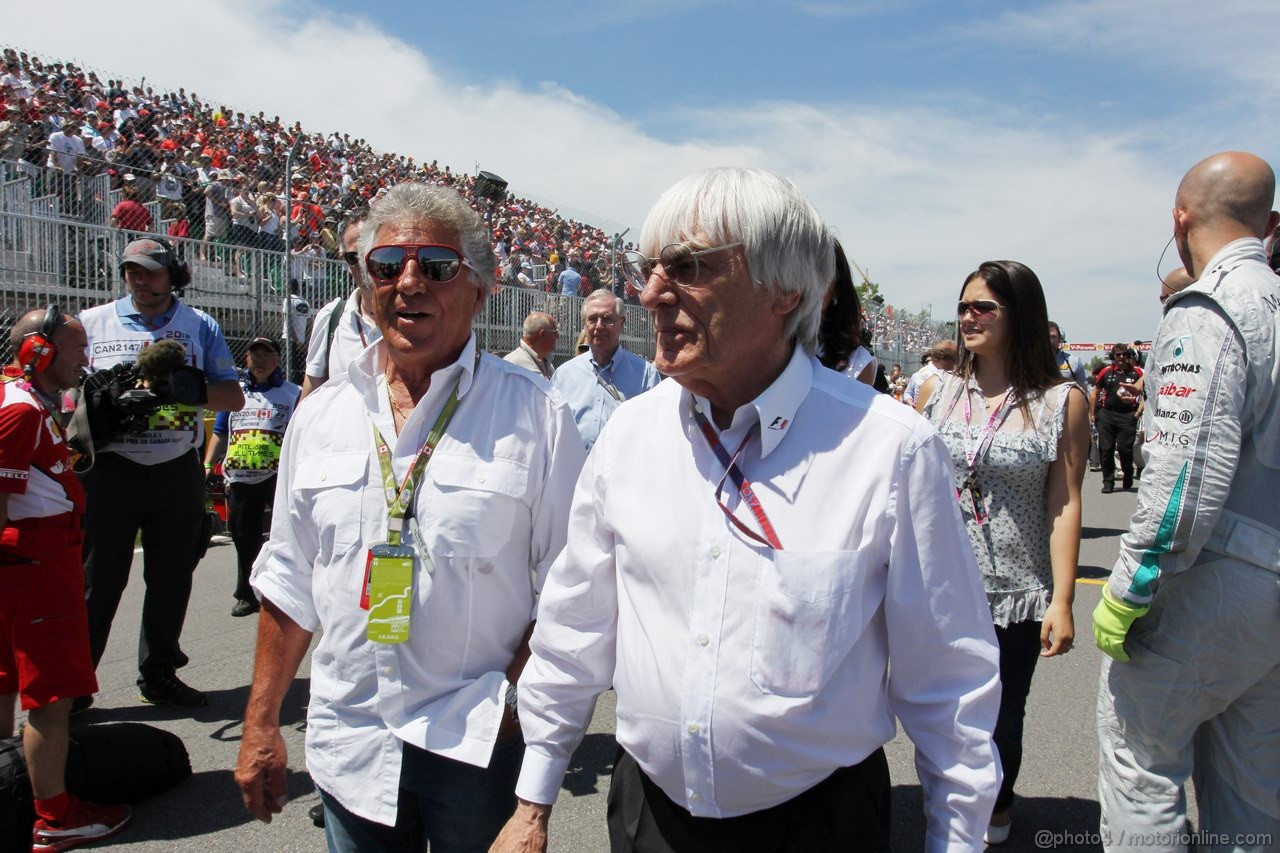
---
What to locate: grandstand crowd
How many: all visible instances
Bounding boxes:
[0,46,947,354]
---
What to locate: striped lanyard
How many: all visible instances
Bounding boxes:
[690,400,783,550]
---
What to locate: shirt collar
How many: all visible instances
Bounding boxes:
[685,345,811,460]
[350,331,480,404]
[1196,237,1266,285]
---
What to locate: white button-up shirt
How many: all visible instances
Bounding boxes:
[251,334,586,826]
[516,347,1001,851]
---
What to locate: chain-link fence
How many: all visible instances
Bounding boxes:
[0,204,653,372]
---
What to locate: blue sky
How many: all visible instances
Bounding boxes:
[11,0,1279,343]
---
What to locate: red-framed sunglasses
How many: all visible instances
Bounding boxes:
[364,243,476,285]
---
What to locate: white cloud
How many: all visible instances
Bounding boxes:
[2,0,1248,342]
[957,0,1280,100]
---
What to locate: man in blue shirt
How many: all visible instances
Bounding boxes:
[77,238,244,710]
[552,291,661,450]
[558,259,583,297]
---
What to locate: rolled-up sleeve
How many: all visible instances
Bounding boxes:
[884,429,1002,852]
[515,429,619,806]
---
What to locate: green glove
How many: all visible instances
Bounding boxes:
[1092,587,1149,662]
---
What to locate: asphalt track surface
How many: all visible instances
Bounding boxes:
[40,468,1186,852]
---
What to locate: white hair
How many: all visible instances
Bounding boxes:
[358,182,497,295]
[580,289,622,321]
[522,311,556,337]
[638,167,833,353]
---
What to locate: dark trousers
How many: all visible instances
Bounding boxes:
[1096,408,1137,486]
[81,450,204,685]
[606,747,890,853]
[992,619,1043,813]
[226,477,276,601]
[319,735,525,853]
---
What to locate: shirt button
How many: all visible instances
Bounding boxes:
[320,473,327,481]
[478,474,487,484]
[697,634,709,647]
[687,722,699,734]
[690,791,703,802]
[710,546,721,558]
[380,666,392,677]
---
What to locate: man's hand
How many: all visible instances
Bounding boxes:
[490,799,551,853]
[235,721,289,822]
[1092,588,1148,662]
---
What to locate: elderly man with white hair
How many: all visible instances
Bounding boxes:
[493,167,1001,853]
[235,182,585,853]
[551,289,661,450]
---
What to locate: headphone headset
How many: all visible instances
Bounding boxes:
[119,237,192,293]
[17,304,63,376]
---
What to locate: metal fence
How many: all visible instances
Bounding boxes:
[0,207,653,371]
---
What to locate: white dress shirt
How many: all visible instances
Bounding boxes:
[516,346,1001,851]
[251,333,586,826]
[304,290,382,382]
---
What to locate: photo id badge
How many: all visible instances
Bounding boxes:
[366,543,415,644]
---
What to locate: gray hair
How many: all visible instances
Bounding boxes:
[580,289,622,321]
[638,167,833,353]
[358,182,497,294]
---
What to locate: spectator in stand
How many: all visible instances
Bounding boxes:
[558,257,583,296]
[203,169,232,259]
[109,182,152,236]
[45,119,85,173]
[229,178,258,249]
[255,191,283,251]
[282,280,311,385]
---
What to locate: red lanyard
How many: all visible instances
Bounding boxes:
[690,401,783,550]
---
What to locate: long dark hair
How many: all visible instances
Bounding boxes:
[957,260,1061,414]
[818,240,864,371]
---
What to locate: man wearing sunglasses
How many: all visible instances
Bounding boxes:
[1096,152,1280,852]
[495,168,999,852]
[238,183,584,852]
[551,290,661,451]
[300,209,380,400]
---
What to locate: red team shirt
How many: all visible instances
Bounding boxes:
[0,368,84,536]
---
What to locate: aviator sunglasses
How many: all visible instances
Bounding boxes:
[364,243,476,285]
[956,299,1004,321]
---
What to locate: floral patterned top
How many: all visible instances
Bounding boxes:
[923,374,1074,627]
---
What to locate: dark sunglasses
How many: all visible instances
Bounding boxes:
[956,299,1004,320]
[364,244,476,285]
[341,250,359,266]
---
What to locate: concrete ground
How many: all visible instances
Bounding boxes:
[31,469,1179,852]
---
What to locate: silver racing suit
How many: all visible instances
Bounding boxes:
[1098,237,1280,852]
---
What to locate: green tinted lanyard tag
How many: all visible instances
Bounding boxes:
[370,351,478,546]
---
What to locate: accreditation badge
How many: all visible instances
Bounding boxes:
[364,542,415,644]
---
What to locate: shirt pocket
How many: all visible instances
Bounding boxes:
[293,452,367,563]
[750,549,875,697]
[423,454,530,559]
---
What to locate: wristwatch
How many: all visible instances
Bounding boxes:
[504,682,519,723]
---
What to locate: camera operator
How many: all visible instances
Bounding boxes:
[77,237,244,711]
[1,308,132,849]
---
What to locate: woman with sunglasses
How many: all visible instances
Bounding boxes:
[915,260,1089,845]
[818,241,877,385]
